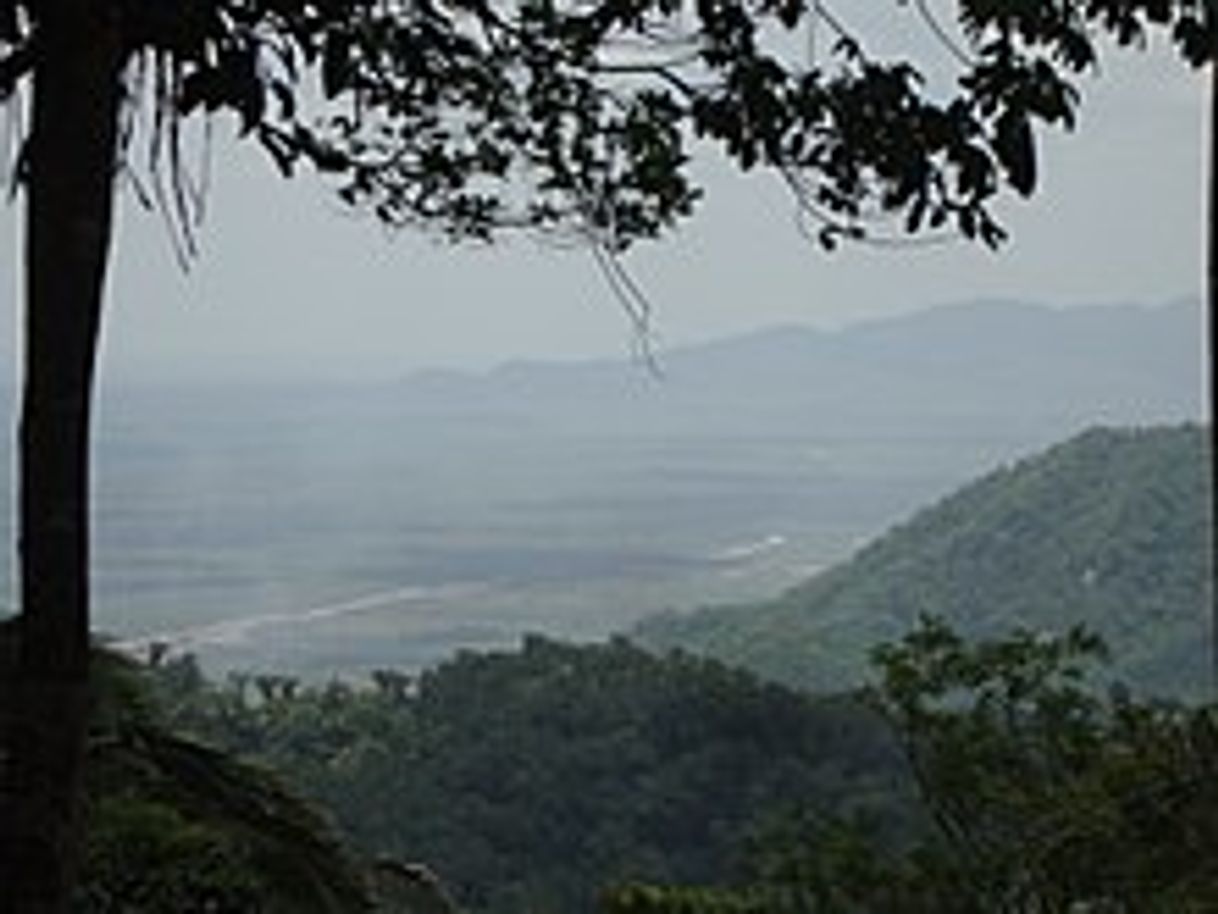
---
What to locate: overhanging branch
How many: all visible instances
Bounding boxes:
[0,37,35,100]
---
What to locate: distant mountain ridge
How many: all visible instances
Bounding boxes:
[633,425,1212,698]
[0,298,1205,674]
[0,298,1201,431]
[388,297,1203,437]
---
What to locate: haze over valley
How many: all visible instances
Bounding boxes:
[0,297,1203,675]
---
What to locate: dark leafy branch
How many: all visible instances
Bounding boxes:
[3,0,1211,251]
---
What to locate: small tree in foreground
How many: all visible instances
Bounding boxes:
[0,0,1213,908]
[607,619,1218,914]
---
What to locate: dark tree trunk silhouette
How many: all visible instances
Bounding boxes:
[0,1,123,909]
[1210,59,1218,693]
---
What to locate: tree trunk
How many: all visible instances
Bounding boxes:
[1210,59,1217,694]
[0,1,123,909]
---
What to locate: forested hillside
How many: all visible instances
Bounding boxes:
[152,637,910,914]
[633,425,1211,696]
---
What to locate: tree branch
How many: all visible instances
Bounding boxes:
[0,36,36,100]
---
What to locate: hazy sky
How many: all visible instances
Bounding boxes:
[0,21,1208,385]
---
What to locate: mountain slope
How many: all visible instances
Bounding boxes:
[633,425,1212,697]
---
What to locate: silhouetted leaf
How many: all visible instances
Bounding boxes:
[995,108,1036,196]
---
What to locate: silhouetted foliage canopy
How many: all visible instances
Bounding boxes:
[4,0,1211,249]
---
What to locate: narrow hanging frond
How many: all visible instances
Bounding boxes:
[590,240,663,376]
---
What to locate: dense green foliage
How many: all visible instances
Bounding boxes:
[77,649,371,913]
[607,620,1218,914]
[88,617,1218,912]
[634,425,1211,696]
[151,637,910,914]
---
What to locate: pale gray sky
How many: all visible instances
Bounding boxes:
[0,26,1208,385]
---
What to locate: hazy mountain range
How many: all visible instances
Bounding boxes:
[0,297,1205,675]
[388,296,1202,436]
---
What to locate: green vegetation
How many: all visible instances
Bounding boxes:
[607,619,1218,914]
[149,637,911,914]
[78,648,370,913]
[115,617,1218,913]
[634,425,1211,697]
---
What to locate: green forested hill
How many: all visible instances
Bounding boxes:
[633,425,1211,696]
[155,637,908,914]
